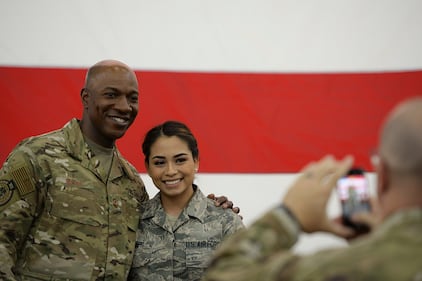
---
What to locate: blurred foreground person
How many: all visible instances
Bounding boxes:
[203,97,422,281]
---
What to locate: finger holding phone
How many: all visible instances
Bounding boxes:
[282,155,356,237]
[282,156,384,240]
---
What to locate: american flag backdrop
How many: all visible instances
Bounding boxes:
[1,0,422,253]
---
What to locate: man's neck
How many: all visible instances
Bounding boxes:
[381,183,422,220]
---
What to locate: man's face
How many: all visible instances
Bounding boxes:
[82,66,139,147]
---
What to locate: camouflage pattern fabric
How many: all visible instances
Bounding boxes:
[0,118,149,281]
[128,185,244,281]
[202,207,422,281]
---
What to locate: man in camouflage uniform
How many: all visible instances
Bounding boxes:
[0,60,148,280]
[203,97,422,281]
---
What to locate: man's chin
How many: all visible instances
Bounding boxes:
[110,130,128,141]
[108,123,133,141]
[114,132,126,140]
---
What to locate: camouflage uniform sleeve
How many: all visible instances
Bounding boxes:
[136,175,149,203]
[203,207,301,281]
[221,208,245,237]
[0,148,43,281]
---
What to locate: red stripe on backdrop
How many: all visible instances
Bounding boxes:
[1,67,421,173]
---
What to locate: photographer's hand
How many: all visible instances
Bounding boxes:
[282,155,355,238]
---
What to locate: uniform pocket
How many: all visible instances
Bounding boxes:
[130,242,173,280]
[185,245,214,269]
[132,243,170,267]
[21,191,105,280]
[185,245,214,281]
[49,191,107,226]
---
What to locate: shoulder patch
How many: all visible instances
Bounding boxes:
[0,179,15,206]
[10,165,35,196]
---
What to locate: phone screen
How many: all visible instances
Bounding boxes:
[336,168,371,232]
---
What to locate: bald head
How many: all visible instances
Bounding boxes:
[84,60,137,90]
[79,59,139,147]
[380,97,422,179]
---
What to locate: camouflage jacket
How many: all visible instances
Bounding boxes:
[202,207,422,281]
[0,118,148,281]
[128,185,244,281]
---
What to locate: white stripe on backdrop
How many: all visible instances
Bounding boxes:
[1,0,422,71]
[141,172,377,254]
[0,0,420,254]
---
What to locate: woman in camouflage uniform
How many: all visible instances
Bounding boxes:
[128,120,244,281]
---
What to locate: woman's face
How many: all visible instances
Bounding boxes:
[146,135,199,201]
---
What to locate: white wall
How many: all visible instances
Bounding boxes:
[0,0,415,254]
[1,0,422,71]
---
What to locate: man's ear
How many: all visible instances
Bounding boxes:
[80,88,89,108]
[376,158,390,197]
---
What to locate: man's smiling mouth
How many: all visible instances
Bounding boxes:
[110,116,129,125]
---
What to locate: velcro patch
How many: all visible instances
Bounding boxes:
[0,179,15,206]
[11,166,35,196]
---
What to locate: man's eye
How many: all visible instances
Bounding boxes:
[130,94,139,103]
[105,92,116,98]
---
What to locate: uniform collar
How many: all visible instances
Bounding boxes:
[62,118,138,181]
[141,184,208,224]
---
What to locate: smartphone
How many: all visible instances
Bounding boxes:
[336,168,371,233]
